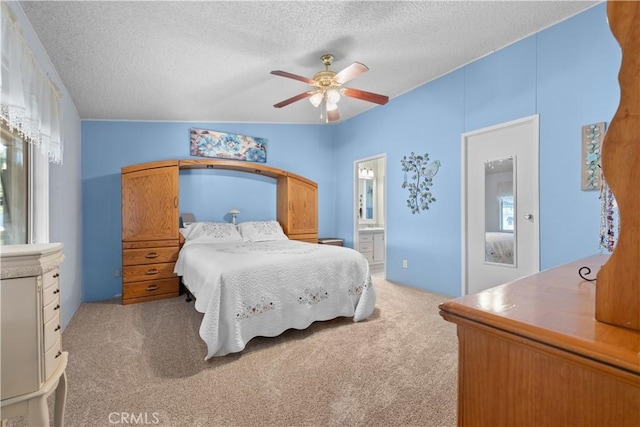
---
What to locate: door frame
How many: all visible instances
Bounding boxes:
[461,115,540,296]
[353,153,387,275]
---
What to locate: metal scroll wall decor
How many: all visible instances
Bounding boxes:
[580,122,620,250]
[580,182,618,282]
[584,121,620,251]
[401,152,440,214]
[599,179,618,253]
[578,122,619,282]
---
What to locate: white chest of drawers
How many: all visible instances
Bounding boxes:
[1,243,68,426]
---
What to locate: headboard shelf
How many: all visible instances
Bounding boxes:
[179,159,285,178]
[177,159,317,187]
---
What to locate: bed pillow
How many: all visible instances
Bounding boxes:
[237,221,289,242]
[180,222,243,243]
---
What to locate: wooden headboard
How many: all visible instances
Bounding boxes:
[121,159,319,304]
[122,158,319,243]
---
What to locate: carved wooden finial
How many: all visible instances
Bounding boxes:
[595,1,640,331]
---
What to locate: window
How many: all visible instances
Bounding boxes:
[0,122,29,244]
[500,195,514,232]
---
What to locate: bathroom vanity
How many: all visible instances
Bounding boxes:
[358,228,384,265]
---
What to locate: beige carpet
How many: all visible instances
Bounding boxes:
[9,278,459,427]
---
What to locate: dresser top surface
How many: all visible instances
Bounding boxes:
[1,243,63,259]
[440,254,640,374]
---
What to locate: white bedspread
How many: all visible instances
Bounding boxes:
[174,240,376,359]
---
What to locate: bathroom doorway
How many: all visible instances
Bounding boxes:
[354,154,386,278]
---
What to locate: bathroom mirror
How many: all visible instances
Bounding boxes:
[359,178,375,222]
[484,157,516,266]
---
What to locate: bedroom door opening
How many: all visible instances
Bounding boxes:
[354,154,386,278]
[462,115,540,295]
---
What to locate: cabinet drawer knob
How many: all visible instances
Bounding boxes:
[55,351,62,358]
[145,252,159,259]
[54,304,60,310]
[55,325,61,332]
[146,285,159,292]
[53,289,60,294]
[145,268,159,275]
[53,273,59,278]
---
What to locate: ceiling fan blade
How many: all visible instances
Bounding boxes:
[270,70,315,85]
[273,91,314,108]
[334,62,369,84]
[327,108,340,122]
[342,87,389,105]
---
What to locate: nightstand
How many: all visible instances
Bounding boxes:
[318,237,344,246]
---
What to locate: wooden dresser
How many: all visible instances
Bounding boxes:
[439,255,640,427]
[1,243,68,425]
[441,3,640,426]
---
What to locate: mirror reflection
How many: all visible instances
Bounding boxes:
[359,176,375,221]
[484,157,515,265]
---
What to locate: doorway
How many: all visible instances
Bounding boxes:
[461,115,540,295]
[354,154,386,278]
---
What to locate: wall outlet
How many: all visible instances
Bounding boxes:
[402,260,408,269]
[114,269,121,278]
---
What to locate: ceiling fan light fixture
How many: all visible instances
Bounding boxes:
[326,88,341,104]
[309,92,323,107]
[326,102,338,112]
[271,53,388,123]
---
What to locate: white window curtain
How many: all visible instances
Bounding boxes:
[0,3,63,164]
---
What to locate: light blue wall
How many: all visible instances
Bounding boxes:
[51,87,83,330]
[81,122,335,301]
[536,5,621,268]
[81,4,620,301]
[334,68,466,296]
[334,3,619,296]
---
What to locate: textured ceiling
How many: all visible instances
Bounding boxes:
[20,1,599,124]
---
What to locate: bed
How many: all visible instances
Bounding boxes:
[484,232,514,264]
[174,221,376,359]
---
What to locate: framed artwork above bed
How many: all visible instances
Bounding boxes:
[190,128,267,163]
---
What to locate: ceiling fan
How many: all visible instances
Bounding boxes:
[271,54,389,123]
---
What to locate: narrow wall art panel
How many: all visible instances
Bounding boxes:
[190,128,267,163]
[401,151,440,214]
[581,122,606,190]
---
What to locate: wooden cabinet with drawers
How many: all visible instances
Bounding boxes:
[1,243,65,401]
[121,161,180,304]
[121,244,179,304]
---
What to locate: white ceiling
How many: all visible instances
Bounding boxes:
[20,1,599,124]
